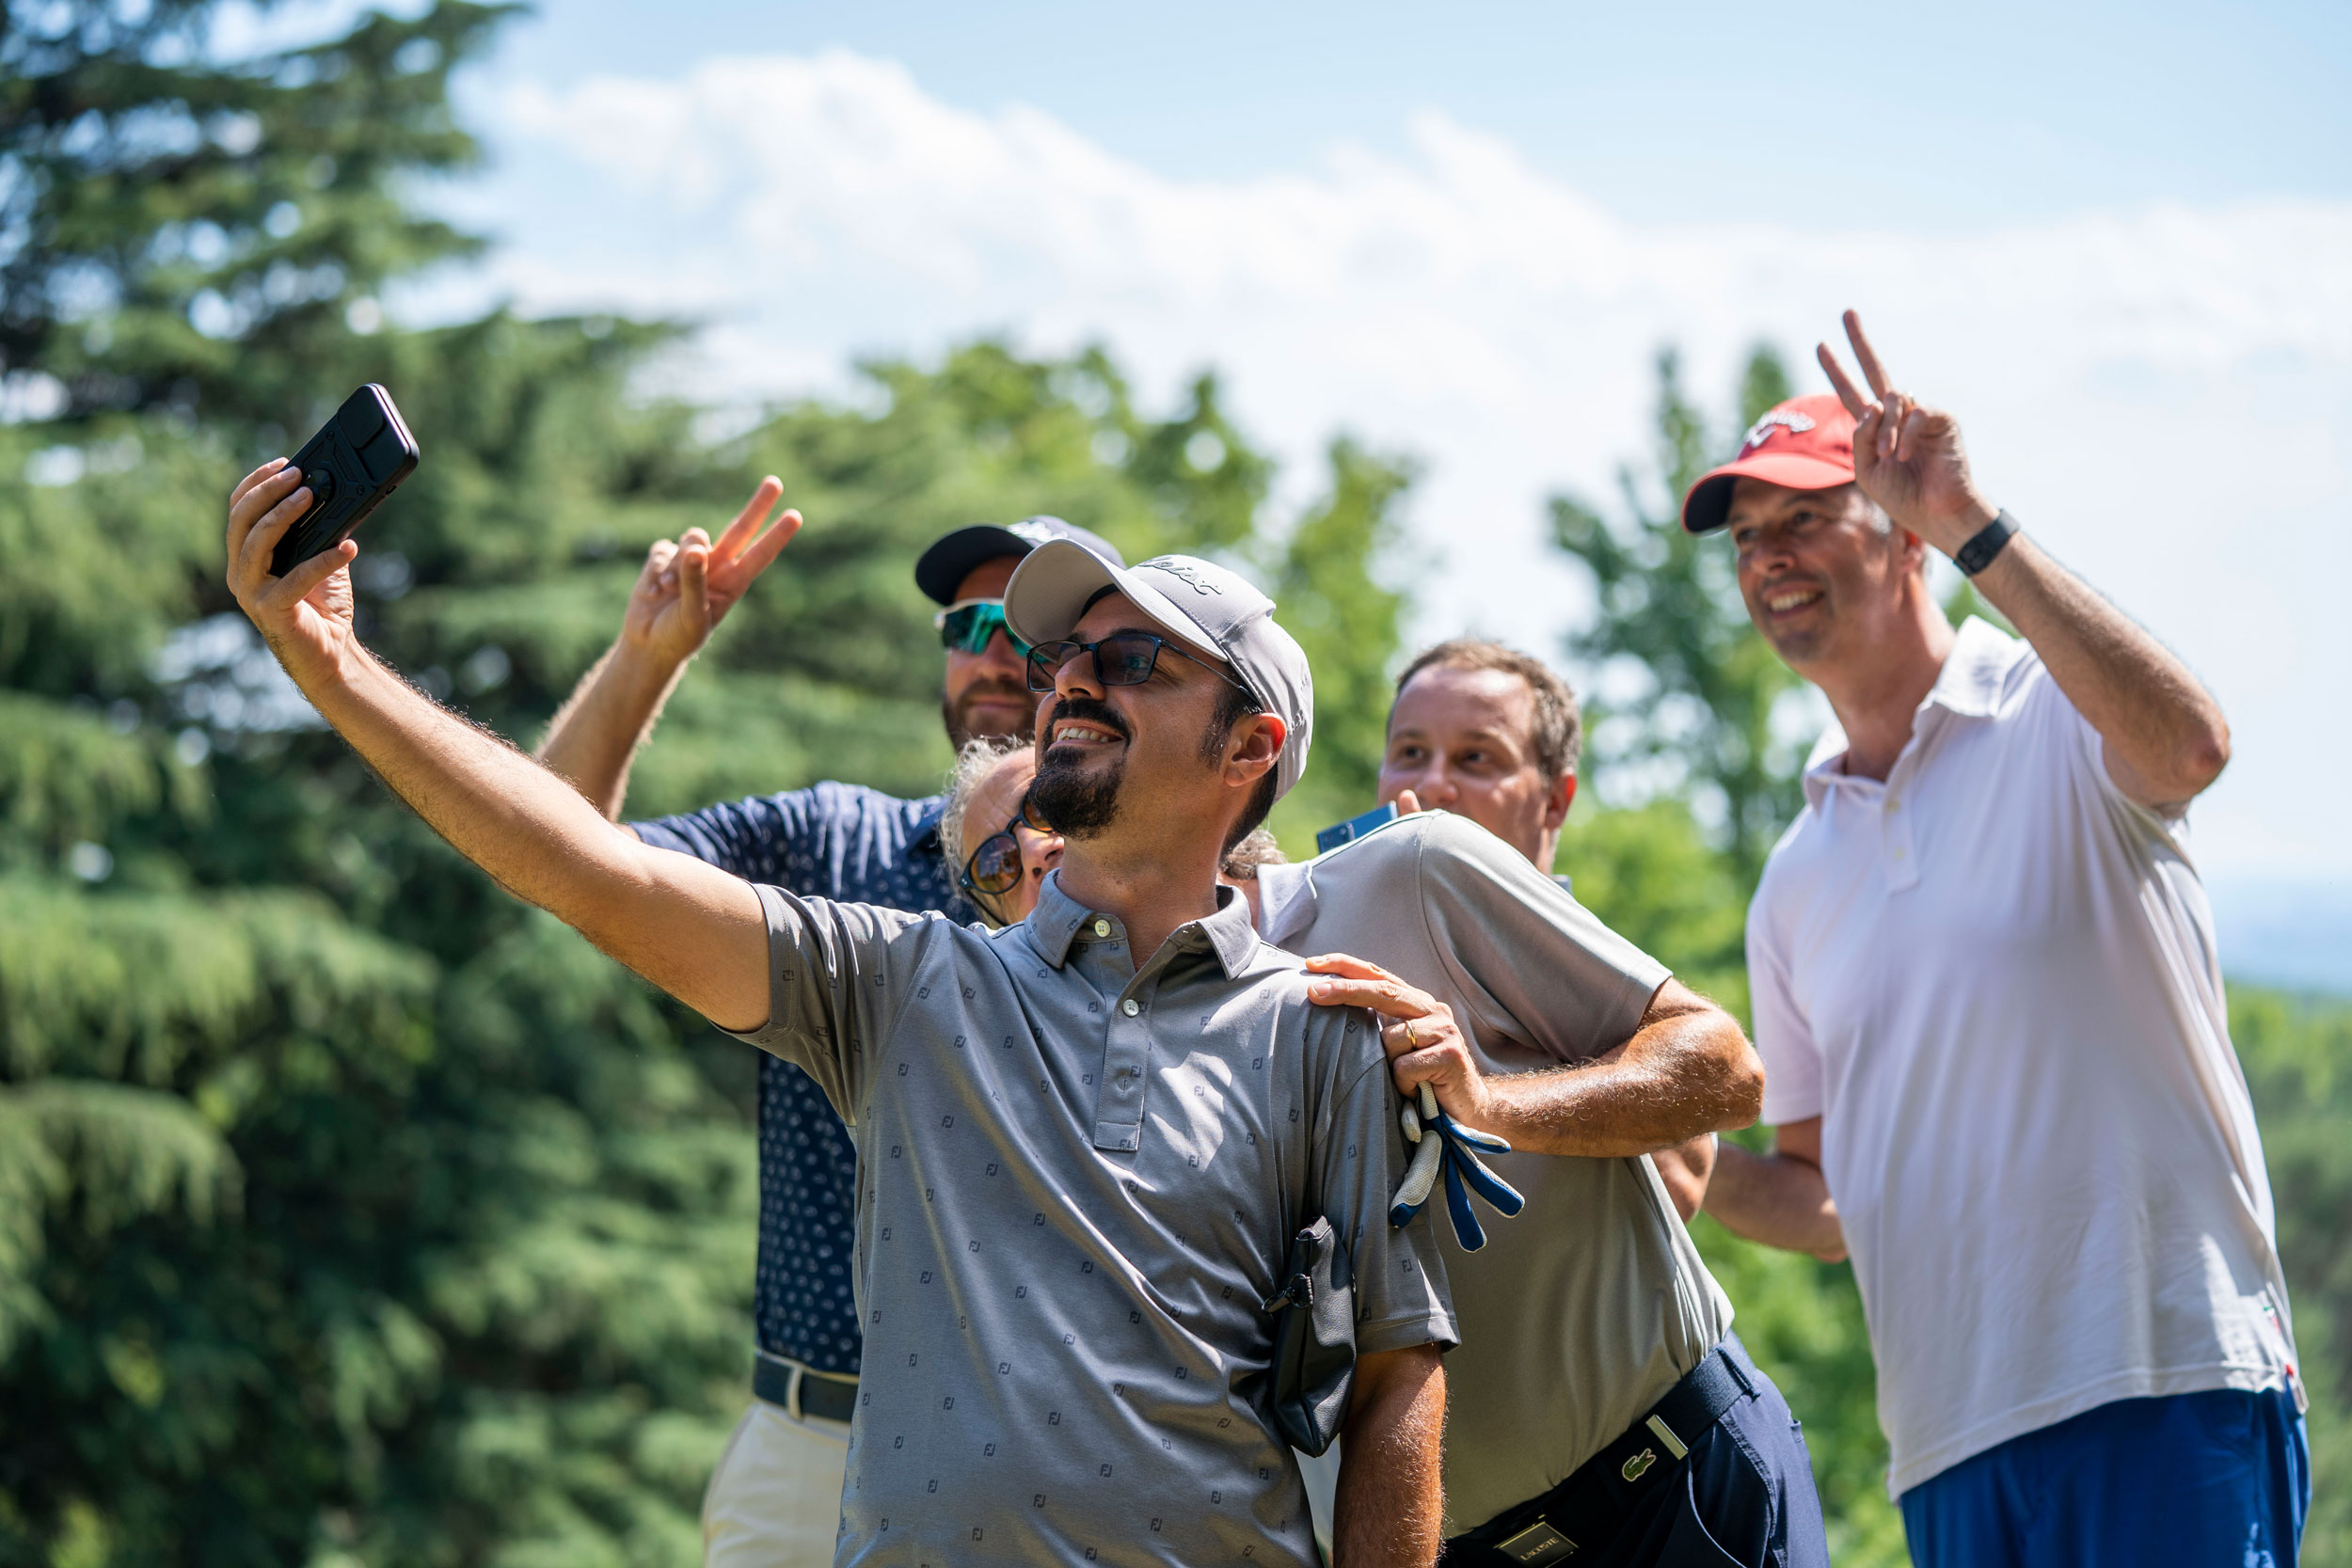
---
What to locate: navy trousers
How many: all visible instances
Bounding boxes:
[1449,1333,1831,1568]
[1899,1386,2309,1568]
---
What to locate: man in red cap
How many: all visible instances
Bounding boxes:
[1697,312,2308,1566]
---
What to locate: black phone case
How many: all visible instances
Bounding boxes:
[267,384,421,578]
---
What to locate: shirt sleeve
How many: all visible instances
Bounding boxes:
[1314,1022,1458,1357]
[1746,879,1823,1125]
[629,789,811,880]
[722,881,933,1125]
[1408,814,1673,1065]
[2013,648,2196,838]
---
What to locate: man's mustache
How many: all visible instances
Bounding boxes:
[1042,695,1131,747]
[958,675,1032,703]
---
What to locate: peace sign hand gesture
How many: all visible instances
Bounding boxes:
[623,477,803,670]
[1818,310,1999,558]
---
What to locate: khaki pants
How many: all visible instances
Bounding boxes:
[701,1398,850,1568]
[1298,1440,1341,1562]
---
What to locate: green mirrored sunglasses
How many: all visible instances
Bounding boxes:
[933,598,1033,657]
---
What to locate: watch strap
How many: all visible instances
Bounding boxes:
[1954,509,2017,577]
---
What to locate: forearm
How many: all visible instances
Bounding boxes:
[1333,1346,1445,1568]
[305,644,768,1028]
[1705,1144,1845,1261]
[1478,989,1765,1159]
[1965,532,2229,806]
[1650,1134,1715,1221]
[536,637,691,819]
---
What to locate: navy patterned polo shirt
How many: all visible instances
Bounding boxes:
[633,781,961,1374]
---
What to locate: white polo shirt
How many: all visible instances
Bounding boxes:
[1749,617,2297,1498]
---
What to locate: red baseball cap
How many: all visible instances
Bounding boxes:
[1680,393,1857,533]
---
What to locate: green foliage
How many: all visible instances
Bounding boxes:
[0,6,1416,1560]
[3,0,509,424]
[2233,990,2352,1566]
[1549,347,1812,882]
[1267,437,1417,845]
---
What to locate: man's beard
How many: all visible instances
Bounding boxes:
[943,677,1035,750]
[1028,696,1129,841]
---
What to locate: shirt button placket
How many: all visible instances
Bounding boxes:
[1883,768,1921,893]
[1089,917,1149,1153]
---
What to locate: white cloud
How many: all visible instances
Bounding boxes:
[466,48,2352,877]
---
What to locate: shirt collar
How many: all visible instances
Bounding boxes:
[1802,617,2024,806]
[1926,616,2025,721]
[909,796,947,856]
[1255,860,1317,949]
[1025,869,1262,975]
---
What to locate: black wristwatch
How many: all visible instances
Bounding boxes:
[1954,510,2017,577]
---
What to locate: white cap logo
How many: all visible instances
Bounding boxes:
[1144,557,1225,596]
[1009,519,1057,546]
[1740,408,1816,455]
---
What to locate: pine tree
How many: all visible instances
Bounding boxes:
[1547,346,1811,885]
[1,9,1410,1562]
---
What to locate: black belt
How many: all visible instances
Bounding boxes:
[1444,1339,1756,1566]
[752,1352,859,1424]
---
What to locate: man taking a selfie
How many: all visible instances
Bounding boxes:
[224,477,1456,1566]
[532,486,1123,1563]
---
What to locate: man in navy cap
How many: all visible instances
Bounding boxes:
[535,477,1124,1566]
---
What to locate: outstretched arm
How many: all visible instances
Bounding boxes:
[537,477,802,819]
[1310,962,1765,1159]
[1704,1118,1845,1262]
[228,459,770,1031]
[1332,1344,1445,1568]
[1821,310,2230,813]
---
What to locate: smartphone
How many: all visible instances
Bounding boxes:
[1314,801,1399,856]
[267,384,421,578]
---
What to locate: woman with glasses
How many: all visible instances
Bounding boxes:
[937,736,1064,927]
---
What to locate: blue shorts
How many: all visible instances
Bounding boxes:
[1899,1386,2309,1568]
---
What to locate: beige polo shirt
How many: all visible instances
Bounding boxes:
[727,871,1455,1566]
[1257,811,1729,1533]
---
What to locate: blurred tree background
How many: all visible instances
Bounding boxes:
[0,1,2342,1564]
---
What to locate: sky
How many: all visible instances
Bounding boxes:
[274,1,2352,966]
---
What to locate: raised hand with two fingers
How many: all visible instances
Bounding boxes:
[1817,309,2000,558]
[624,477,803,669]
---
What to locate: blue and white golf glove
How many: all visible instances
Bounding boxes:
[1390,1083,1525,1251]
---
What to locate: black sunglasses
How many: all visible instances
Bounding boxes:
[961,806,1044,899]
[1024,630,1246,695]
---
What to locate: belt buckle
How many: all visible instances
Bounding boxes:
[1494,1518,1580,1564]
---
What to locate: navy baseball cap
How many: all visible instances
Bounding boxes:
[914,516,1125,606]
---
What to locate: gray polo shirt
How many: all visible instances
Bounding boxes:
[1258,811,1730,1533]
[726,870,1455,1566]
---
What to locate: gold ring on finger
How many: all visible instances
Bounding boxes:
[1402,1020,1419,1050]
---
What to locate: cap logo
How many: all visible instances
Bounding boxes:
[1739,408,1816,455]
[1009,519,1057,545]
[1144,557,1224,596]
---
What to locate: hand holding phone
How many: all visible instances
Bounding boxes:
[267,384,421,578]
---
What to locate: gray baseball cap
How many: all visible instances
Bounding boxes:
[1003,542,1314,800]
